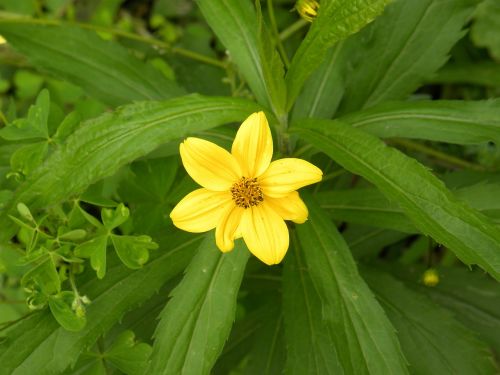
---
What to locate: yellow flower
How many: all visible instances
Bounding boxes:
[170,112,322,265]
[422,268,439,287]
[295,0,320,22]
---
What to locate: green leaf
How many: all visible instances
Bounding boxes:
[147,237,249,375]
[432,62,500,87]
[243,304,285,375]
[295,194,408,374]
[21,255,60,295]
[0,233,201,375]
[471,0,500,60]
[286,0,391,109]
[74,235,108,279]
[337,0,479,114]
[106,330,152,375]
[0,89,50,141]
[101,203,129,230]
[48,291,87,332]
[110,234,158,269]
[10,142,48,175]
[340,100,500,144]
[282,240,342,374]
[0,19,184,107]
[0,95,261,240]
[195,0,281,112]
[293,119,500,280]
[362,268,497,375]
[388,265,500,353]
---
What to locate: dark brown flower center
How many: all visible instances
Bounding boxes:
[230,177,264,209]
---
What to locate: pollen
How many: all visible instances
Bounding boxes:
[230,177,264,209]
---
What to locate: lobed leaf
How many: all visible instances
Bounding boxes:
[0,233,201,375]
[293,119,500,280]
[146,237,249,375]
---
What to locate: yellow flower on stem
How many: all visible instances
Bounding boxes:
[295,0,320,22]
[170,111,322,265]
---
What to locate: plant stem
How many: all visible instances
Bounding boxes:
[390,138,487,171]
[0,13,226,69]
[279,18,308,41]
[267,0,290,68]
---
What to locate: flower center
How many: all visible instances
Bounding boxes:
[230,177,264,209]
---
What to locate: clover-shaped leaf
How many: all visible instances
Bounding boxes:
[102,203,129,230]
[48,291,86,332]
[110,235,157,269]
[74,235,108,279]
[106,330,152,375]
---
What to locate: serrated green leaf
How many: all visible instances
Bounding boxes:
[74,235,108,279]
[110,234,157,269]
[340,100,500,144]
[293,119,500,279]
[286,0,391,109]
[337,0,479,114]
[147,237,249,375]
[48,291,87,332]
[106,331,152,375]
[388,265,500,353]
[363,267,497,375]
[0,19,184,106]
[0,95,261,240]
[0,233,201,375]
[195,0,281,112]
[282,240,342,375]
[295,194,408,374]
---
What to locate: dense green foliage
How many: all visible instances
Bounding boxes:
[0,0,498,374]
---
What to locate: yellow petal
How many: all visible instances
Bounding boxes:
[265,191,308,224]
[259,158,322,197]
[180,137,242,191]
[240,203,289,265]
[170,188,231,233]
[231,111,273,178]
[216,202,245,252]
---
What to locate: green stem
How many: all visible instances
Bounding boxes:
[390,138,487,171]
[267,0,290,68]
[0,13,226,69]
[279,18,308,41]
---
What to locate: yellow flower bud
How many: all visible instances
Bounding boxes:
[422,268,439,287]
[295,0,320,22]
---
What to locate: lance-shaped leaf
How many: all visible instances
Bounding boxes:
[293,119,500,280]
[362,267,497,375]
[0,19,184,106]
[337,0,479,114]
[340,100,500,144]
[283,238,343,374]
[0,234,201,375]
[147,237,249,375]
[286,0,391,109]
[295,194,408,374]
[0,95,261,240]
[196,0,285,113]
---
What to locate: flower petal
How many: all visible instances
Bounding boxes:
[170,188,231,233]
[259,158,322,197]
[265,191,308,223]
[180,137,241,191]
[240,203,289,265]
[216,203,245,252]
[231,111,273,178]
